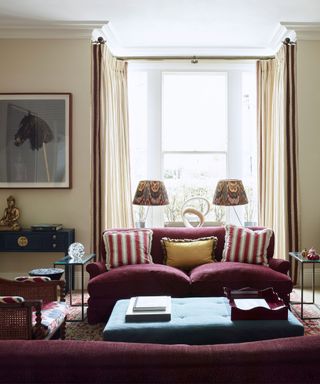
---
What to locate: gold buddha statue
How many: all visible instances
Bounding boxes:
[0,195,21,231]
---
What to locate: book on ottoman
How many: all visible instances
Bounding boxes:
[126,296,171,322]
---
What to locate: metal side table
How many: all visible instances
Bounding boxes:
[53,253,96,322]
[289,251,320,320]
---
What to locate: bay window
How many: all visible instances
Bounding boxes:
[128,61,257,227]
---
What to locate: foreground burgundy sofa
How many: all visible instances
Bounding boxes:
[0,336,320,383]
[87,227,293,324]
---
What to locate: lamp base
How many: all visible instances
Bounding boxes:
[135,221,145,228]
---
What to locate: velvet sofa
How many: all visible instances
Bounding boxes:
[1,336,320,383]
[87,226,292,324]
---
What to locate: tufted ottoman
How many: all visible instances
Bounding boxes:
[103,297,304,345]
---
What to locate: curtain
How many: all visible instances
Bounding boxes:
[257,42,300,262]
[91,42,134,259]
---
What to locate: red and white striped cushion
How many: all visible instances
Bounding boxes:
[15,276,51,282]
[222,225,273,265]
[0,296,25,304]
[103,229,153,269]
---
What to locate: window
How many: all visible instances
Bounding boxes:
[128,61,257,227]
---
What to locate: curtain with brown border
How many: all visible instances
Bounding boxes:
[91,42,134,260]
[257,41,300,266]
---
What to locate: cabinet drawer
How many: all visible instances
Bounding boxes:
[0,229,74,252]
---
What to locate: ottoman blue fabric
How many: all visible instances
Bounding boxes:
[103,297,304,345]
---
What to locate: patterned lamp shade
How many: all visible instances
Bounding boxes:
[133,180,169,206]
[213,179,248,206]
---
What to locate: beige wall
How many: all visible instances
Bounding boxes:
[297,40,320,252]
[0,39,91,280]
[0,37,318,284]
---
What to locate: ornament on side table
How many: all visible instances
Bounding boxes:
[68,242,85,262]
[304,247,320,260]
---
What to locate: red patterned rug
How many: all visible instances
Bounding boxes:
[290,289,320,336]
[65,291,320,341]
[65,292,104,341]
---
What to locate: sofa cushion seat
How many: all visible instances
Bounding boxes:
[32,301,68,339]
[190,261,293,297]
[88,263,190,299]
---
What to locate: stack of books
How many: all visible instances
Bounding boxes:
[125,295,171,322]
[31,224,63,231]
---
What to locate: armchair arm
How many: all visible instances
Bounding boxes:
[268,258,290,275]
[86,261,107,279]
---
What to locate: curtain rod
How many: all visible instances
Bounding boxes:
[93,36,297,61]
[116,55,275,61]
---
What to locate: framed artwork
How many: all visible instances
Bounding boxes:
[0,93,72,188]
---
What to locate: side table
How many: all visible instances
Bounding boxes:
[53,253,96,322]
[289,251,320,320]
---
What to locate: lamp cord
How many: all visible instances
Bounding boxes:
[232,206,243,226]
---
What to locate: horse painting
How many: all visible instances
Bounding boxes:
[14,113,54,150]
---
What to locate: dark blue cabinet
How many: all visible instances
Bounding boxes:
[0,228,75,290]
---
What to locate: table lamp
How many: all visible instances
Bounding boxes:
[212,179,248,225]
[132,180,169,227]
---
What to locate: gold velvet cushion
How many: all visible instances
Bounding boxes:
[161,237,217,271]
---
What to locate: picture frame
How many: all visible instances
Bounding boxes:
[0,93,72,188]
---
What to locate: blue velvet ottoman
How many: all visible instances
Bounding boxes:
[103,297,304,345]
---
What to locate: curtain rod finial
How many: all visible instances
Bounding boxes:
[97,36,105,44]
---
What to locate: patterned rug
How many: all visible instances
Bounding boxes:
[65,291,320,341]
[290,289,320,336]
[65,293,104,341]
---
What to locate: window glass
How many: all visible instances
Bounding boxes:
[162,73,227,152]
[163,153,226,223]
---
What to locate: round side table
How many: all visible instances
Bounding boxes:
[29,267,64,280]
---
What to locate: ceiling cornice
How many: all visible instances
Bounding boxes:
[98,23,284,58]
[281,22,320,40]
[0,21,107,39]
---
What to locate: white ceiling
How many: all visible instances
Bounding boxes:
[0,0,319,57]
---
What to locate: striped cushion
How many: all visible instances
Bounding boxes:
[103,229,153,269]
[0,296,25,304]
[15,276,51,282]
[222,225,273,265]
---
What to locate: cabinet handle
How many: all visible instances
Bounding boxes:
[52,243,57,248]
[52,235,57,240]
[17,236,28,247]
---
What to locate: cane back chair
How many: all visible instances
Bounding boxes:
[0,276,67,340]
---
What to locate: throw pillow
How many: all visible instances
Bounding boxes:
[0,296,25,304]
[103,229,153,269]
[15,276,51,282]
[222,224,273,265]
[161,237,217,271]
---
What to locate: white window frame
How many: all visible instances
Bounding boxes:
[128,60,257,227]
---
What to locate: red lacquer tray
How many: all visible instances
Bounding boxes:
[224,287,288,320]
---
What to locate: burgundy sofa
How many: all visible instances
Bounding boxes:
[87,227,292,324]
[1,336,320,383]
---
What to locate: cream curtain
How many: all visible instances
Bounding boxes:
[91,43,134,258]
[257,42,300,261]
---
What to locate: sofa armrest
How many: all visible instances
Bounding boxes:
[86,261,107,279]
[268,258,290,274]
